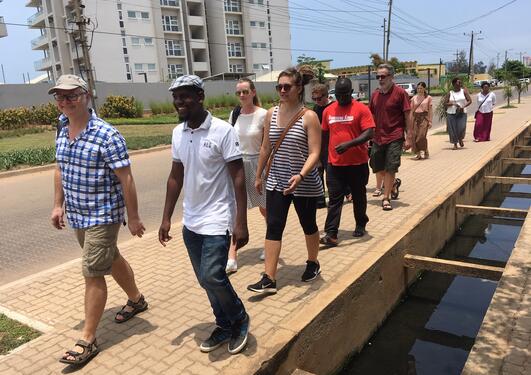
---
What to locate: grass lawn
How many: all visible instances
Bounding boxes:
[0,124,176,153]
[0,314,41,355]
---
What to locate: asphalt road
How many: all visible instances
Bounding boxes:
[0,149,181,286]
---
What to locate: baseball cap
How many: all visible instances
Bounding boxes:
[335,77,352,94]
[168,75,204,91]
[48,74,89,94]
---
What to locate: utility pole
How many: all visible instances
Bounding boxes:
[438,58,443,84]
[368,65,372,100]
[382,18,386,59]
[465,30,481,83]
[496,52,500,69]
[72,0,97,111]
[385,0,393,62]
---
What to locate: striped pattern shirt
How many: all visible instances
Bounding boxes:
[266,106,323,197]
[55,110,130,229]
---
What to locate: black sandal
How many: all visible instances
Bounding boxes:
[382,198,393,211]
[391,178,401,200]
[59,339,99,365]
[114,294,148,324]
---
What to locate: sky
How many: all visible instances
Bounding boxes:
[0,0,529,83]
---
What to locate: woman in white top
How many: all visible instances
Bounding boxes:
[226,78,268,274]
[444,77,472,150]
[473,82,496,142]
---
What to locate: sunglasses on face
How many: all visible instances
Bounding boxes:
[311,95,324,101]
[53,92,84,102]
[275,83,294,92]
[375,74,390,80]
[235,89,250,96]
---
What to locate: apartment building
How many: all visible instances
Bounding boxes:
[26,0,291,83]
[0,16,7,38]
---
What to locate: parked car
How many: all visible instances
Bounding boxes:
[396,83,416,97]
[328,89,364,101]
[519,78,530,84]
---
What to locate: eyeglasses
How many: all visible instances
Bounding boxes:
[53,92,85,102]
[375,74,390,80]
[275,83,294,92]
[311,95,324,101]
[235,89,250,96]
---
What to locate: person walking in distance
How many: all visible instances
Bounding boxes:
[409,82,433,159]
[443,77,472,149]
[319,77,375,247]
[50,75,148,366]
[159,75,250,355]
[473,82,496,142]
[247,66,323,295]
[225,78,268,274]
[311,83,333,209]
[369,64,412,211]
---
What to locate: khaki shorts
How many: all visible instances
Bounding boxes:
[75,223,121,277]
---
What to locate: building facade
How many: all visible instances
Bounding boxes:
[26,0,291,83]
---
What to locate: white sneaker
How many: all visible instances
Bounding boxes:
[226,259,238,274]
[259,250,265,261]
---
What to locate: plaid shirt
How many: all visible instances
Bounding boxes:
[55,110,130,229]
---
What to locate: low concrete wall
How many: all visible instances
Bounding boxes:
[251,124,530,375]
[0,81,277,109]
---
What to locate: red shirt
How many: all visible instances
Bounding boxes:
[369,85,411,145]
[322,100,376,166]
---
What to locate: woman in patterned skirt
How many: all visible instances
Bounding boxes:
[226,78,268,274]
[247,66,323,295]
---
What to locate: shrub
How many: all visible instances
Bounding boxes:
[30,103,61,125]
[99,96,143,118]
[0,147,56,170]
[149,101,163,115]
[0,103,60,130]
[134,100,144,118]
[161,101,175,114]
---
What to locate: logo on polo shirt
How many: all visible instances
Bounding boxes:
[235,141,239,146]
[329,115,354,124]
[202,140,212,148]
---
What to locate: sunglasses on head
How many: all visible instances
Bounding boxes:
[275,83,294,92]
[235,89,250,96]
[375,74,389,80]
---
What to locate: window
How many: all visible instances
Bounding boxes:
[251,42,267,49]
[131,37,140,46]
[128,11,150,19]
[160,0,178,6]
[134,63,143,71]
[162,15,179,32]
[144,37,153,46]
[229,64,244,73]
[117,4,122,10]
[147,63,156,71]
[127,11,136,18]
[224,0,241,12]
[248,0,264,4]
[124,56,129,63]
[259,21,265,28]
[226,20,241,35]
[228,42,243,57]
[168,64,184,79]
[165,39,183,56]
[250,21,256,27]
[250,20,265,28]
[123,47,128,54]
[119,21,124,28]
[127,73,132,80]
[141,12,149,20]
[125,64,130,72]
[118,11,122,20]
[122,38,126,47]
[253,63,260,70]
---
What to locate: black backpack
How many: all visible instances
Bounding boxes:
[231,105,241,126]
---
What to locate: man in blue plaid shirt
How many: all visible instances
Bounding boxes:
[50,75,148,366]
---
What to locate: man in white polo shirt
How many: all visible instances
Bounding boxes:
[158,75,250,355]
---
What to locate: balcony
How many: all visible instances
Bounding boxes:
[26,0,42,7]
[160,0,180,8]
[192,62,208,72]
[190,39,207,49]
[31,33,49,49]
[187,15,204,26]
[27,10,46,28]
[34,57,52,71]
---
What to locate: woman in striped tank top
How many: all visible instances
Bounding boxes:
[247,66,323,295]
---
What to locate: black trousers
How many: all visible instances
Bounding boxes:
[324,163,369,236]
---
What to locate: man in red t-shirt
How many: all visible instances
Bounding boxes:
[369,64,412,211]
[320,77,375,246]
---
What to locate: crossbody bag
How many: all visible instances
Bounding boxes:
[474,93,491,119]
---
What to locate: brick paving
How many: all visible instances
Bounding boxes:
[0,100,530,374]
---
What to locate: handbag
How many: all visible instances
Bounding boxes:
[451,91,464,114]
[264,107,307,180]
[474,93,491,119]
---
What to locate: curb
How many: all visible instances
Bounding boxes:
[0,144,171,180]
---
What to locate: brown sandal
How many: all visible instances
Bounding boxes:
[59,339,99,365]
[114,294,148,323]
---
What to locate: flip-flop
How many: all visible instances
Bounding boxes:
[391,178,401,200]
[372,188,383,197]
[382,198,393,211]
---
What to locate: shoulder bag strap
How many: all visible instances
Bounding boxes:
[264,107,307,179]
[477,93,490,111]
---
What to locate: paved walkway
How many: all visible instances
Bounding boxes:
[0,100,530,375]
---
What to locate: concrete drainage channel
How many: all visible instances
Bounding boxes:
[337,163,530,374]
[257,124,531,375]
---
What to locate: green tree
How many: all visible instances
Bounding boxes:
[448,50,468,73]
[370,53,384,67]
[296,54,326,83]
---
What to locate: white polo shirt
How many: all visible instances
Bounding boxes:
[172,112,242,235]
